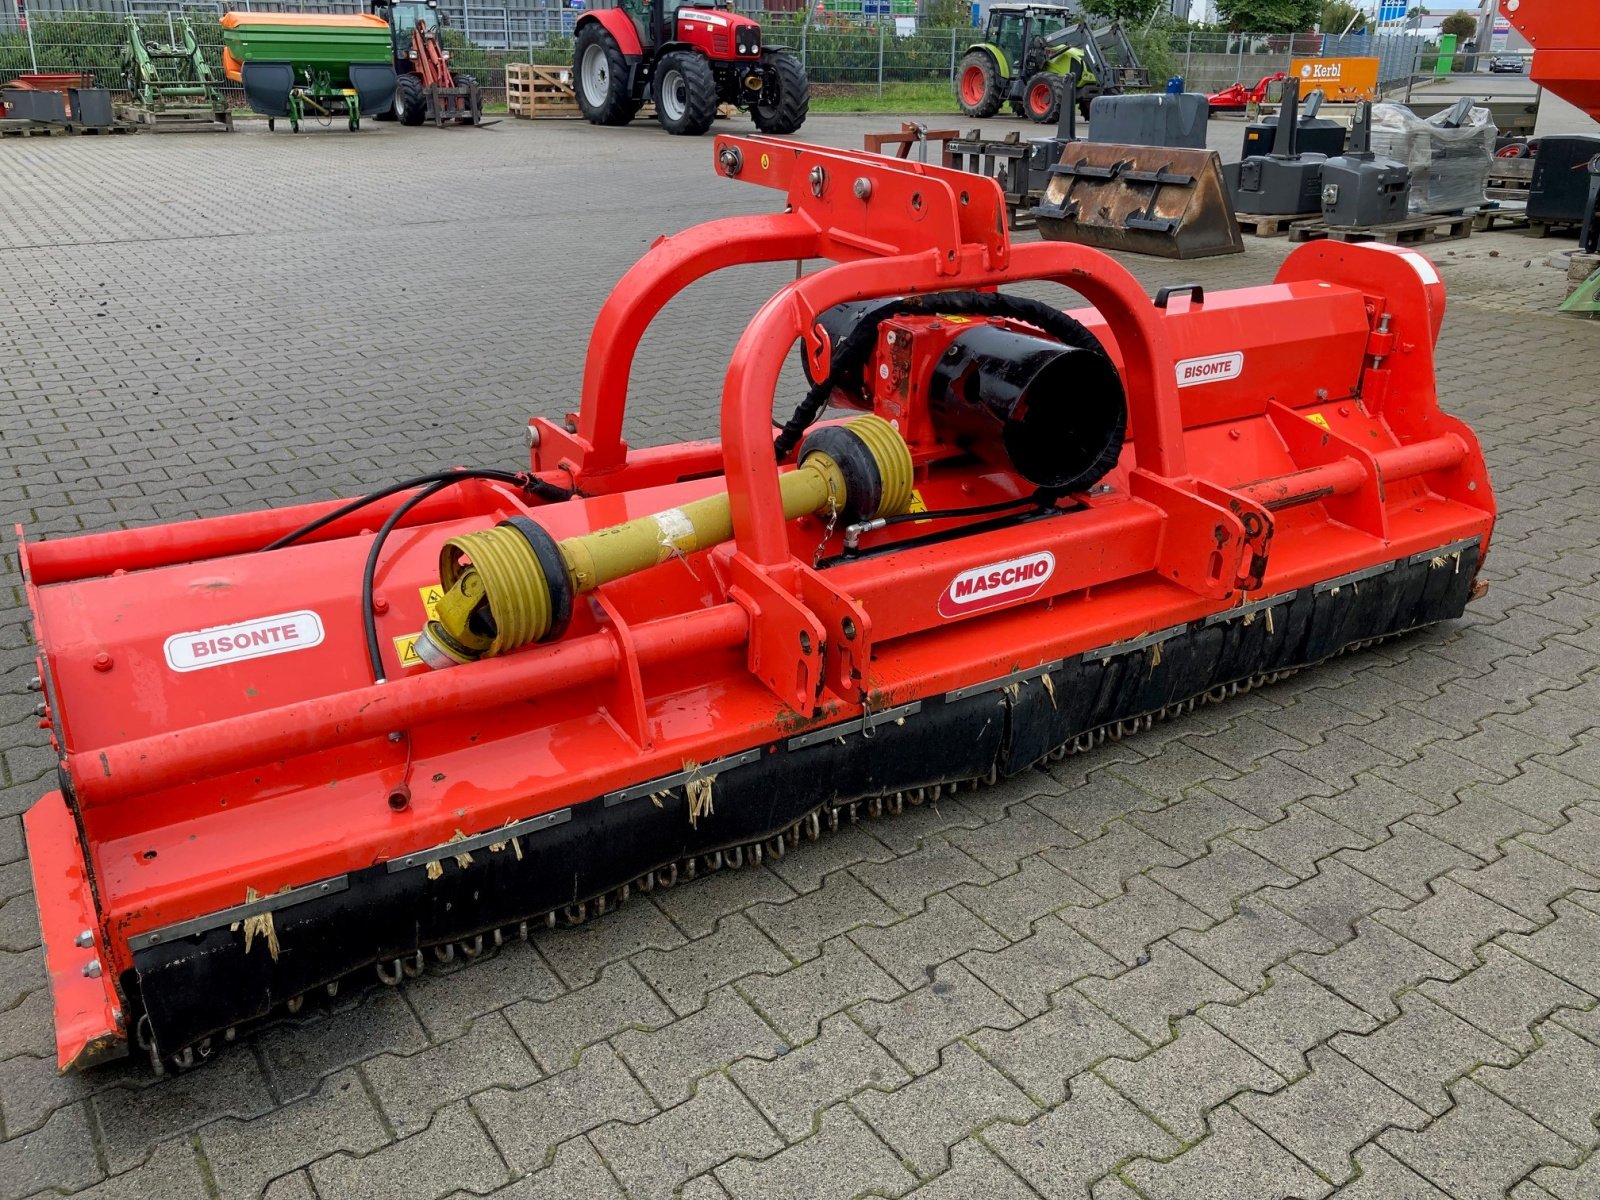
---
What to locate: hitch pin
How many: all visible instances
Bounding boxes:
[1370,312,1392,370]
[844,518,888,552]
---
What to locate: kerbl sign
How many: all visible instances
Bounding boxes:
[939,551,1056,618]
[164,610,326,672]
[1290,57,1380,101]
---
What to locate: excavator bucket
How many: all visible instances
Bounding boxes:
[1033,141,1245,259]
[21,137,1493,1073]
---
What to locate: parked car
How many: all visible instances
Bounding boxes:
[1489,55,1524,73]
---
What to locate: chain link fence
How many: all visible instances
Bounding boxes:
[0,3,1433,113]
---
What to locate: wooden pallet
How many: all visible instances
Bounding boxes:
[1472,203,1529,232]
[507,63,581,119]
[1288,213,1473,246]
[1235,211,1310,238]
[0,118,69,137]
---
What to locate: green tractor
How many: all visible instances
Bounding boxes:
[956,2,1147,124]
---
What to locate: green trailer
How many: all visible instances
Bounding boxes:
[221,12,397,132]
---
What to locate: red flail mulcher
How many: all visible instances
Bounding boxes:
[20,137,1494,1072]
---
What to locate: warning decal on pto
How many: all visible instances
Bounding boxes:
[164,610,325,672]
[939,552,1055,618]
[393,634,424,669]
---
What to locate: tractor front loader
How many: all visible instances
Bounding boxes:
[957,2,1145,124]
[22,139,1494,1074]
[372,0,484,126]
[119,15,232,132]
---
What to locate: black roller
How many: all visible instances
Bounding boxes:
[929,324,1126,494]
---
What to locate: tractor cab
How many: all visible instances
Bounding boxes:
[374,0,441,60]
[956,0,1144,125]
[986,3,1071,76]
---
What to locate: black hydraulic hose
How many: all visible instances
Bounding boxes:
[874,491,1048,529]
[363,480,451,684]
[773,291,1107,462]
[263,468,571,552]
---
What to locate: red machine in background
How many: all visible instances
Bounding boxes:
[1499,0,1600,124]
[1208,70,1286,114]
[372,0,484,126]
[21,138,1494,1073]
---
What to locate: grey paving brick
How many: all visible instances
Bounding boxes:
[198,1070,389,1200]
[947,805,1083,874]
[1333,992,1520,1117]
[1202,753,1358,823]
[393,940,564,1041]
[1127,790,1266,857]
[763,824,897,895]
[1044,819,1186,900]
[985,1072,1178,1200]
[504,962,674,1072]
[0,1048,93,1139]
[1496,897,1600,997]
[1304,773,1442,842]
[0,1101,102,1200]
[1233,803,1373,879]
[1525,1153,1600,1200]
[1235,1044,1430,1183]
[854,1040,1036,1177]
[1377,743,1507,808]
[310,1101,509,1200]
[613,986,786,1107]
[472,1044,657,1174]
[536,898,688,989]
[649,865,797,939]
[1200,967,1377,1078]
[746,869,898,961]
[1522,804,1600,877]
[1111,743,1236,802]
[951,853,1100,940]
[80,1143,211,1200]
[962,914,1121,1018]
[1473,1018,1600,1145]
[853,962,1023,1073]
[1420,943,1593,1053]
[738,936,903,1044]
[632,915,789,1017]
[363,1011,541,1135]
[1149,839,1295,921]
[716,1104,914,1200]
[257,987,428,1101]
[459,1137,623,1200]
[1337,824,1479,904]
[1064,875,1214,967]
[1031,766,1165,841]
[1452,841,1600,923]
[864,793,987,856]
[1173,897,1334,991]
[93,1050,276,1174]
[972,985,1144,1108]
[1413,790,1553,861]
[1120,1104,1330,1200]
[1380,1079,1582,1200]
[1179,715,1312,773]
[1077,942,1244,1044]
[851,892,1008,990]
[1376,878,1535,969]
[730,1012,908,1141]
[851,838,995,914]
[1261,858,1410,945]
[899,1138,1037,1200]
[1483,763,1599,827]
[1099,1015,1283,1140]
[591,1073,783,1200]
[0,947,45,1013]
[1325,1143,1450,1199]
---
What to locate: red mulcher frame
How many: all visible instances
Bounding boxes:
[21,137,1494,1070]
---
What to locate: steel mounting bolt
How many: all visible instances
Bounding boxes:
[82,959,102,979]
[75,929,94,948]
[92,653,112,673]
[28,675,41,691]
[526,424,541,449]
[809,165,827,198]
[852,176,872,200]
[718,145,742,176]
[34,702,46,718]
[563,416,578,434]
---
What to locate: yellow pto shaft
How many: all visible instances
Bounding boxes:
[414,415,913,669]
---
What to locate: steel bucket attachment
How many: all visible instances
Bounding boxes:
[1033,142,1244,259]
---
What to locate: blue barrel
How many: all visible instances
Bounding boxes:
[1166,76,1185,94]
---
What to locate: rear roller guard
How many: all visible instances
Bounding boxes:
[139,632,1440,1075]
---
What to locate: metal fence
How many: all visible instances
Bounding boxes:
[0,5,1433,107]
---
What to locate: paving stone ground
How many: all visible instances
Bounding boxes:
[1,113,1597,1200]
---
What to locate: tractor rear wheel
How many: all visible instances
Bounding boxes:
[1023,73,1060,124]
[575,23,640,126]
[751,49,808,135]
[394,74,426,126]
[653,50,717,136]
[956,50,1003,119]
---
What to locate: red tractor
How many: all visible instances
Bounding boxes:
[573,0,808,136]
